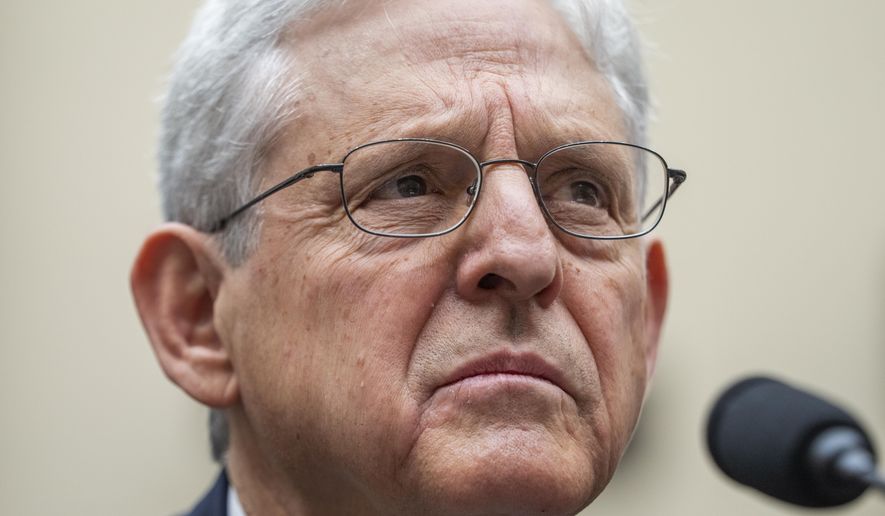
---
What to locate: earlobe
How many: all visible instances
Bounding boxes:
[130,223,239,408]
[643,239,669,379]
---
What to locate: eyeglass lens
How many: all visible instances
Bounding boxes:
[536,142,667,238]
[341,140,479,237]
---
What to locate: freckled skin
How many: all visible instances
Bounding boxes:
[214,0,665,515]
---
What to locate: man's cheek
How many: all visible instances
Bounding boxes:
[327,257,449,342]
[564,268,642,375]
[317,356,427,486]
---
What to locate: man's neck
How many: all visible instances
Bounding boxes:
[225,412,383,515]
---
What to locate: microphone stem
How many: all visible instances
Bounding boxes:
[836,450,885,494]
[833,448,885,493]
[859,471,885,493]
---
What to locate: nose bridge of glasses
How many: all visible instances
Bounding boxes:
[479,158,537,173]
[478,158,538,192]
[479,158,538,198]
[473,158,541,206]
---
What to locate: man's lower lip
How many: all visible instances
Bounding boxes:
[437,373,561,394]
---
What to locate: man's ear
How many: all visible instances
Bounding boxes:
[643,239,669,379]
[130,223,239,408]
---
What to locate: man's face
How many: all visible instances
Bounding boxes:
[218,0,663,513]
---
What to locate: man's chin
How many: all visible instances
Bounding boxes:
[401,425,602,516]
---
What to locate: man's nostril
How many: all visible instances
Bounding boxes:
[478,273,503,290]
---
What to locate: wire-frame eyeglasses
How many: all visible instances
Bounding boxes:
[209,138,686,239]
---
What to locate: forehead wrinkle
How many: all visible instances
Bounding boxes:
[295,42,486,147]
[388,15,566,85]
[288,0,622,162]
[507,69,629,159]
[404,22,531,76]
[363,4,618,154]
[514,95,629,155]
[329,45,569,157]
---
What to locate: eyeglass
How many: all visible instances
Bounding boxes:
[210,138,686,239]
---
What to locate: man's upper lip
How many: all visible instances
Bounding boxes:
[437,350,571,395]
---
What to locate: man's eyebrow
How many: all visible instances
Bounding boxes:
[355,99,489,151]
[529,93,630,140]
[515,119,628,161]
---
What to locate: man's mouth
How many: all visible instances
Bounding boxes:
[436,350,571,397]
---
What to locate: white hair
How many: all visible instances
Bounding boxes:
[160,0,327,263]
[158,0,648,462]
[550,0,649,146]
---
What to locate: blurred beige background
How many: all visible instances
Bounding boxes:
[1,0,883,514]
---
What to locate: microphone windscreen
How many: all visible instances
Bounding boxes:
[706,376,873,507]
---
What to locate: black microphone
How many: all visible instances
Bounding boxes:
[706,376,882,507]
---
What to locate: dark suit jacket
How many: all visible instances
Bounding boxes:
[186,471,228,516]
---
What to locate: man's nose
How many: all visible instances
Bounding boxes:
[454,163,563,308]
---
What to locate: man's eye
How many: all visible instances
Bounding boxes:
[396,175,427,197]
[367,172,432,200]
[570,181,602,207]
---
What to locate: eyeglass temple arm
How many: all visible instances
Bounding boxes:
[641,168,687,223]
[209,164,344,233]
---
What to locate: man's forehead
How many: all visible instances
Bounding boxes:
[271,0,624,163]
[291,0,589,72]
